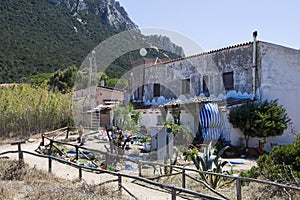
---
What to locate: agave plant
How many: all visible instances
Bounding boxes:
[185,142,232,189]
[160,151,178,175]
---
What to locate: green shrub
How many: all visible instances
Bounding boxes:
[241,135,300,185]
[229,99,290,148]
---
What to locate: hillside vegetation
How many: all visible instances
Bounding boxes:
[0,0,118,83]
[0,0,183,83]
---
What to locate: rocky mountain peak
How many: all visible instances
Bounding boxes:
[96,0,138,30]
[47,0,137,30]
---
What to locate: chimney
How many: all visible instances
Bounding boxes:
[252,31,258,99]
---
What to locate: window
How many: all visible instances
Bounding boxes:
[154,83,160,97]
[182,79,190,94]
[223,72,234,90]
[202,75,209,96]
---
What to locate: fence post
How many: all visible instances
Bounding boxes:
[11,141,26,166]
[138,161,142,177]
[17,143,24,165]
[49,139,53,151]
[236,177,242,200]
[75,145,79,160]
[171,188,176,200]
[79,167,82,180]
[42,134,45,144]
[118,174,122,192]
[66,127,69,139]
[48,157,52,173]
[182,169,186,188]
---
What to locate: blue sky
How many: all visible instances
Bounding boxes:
[118,0,300,56]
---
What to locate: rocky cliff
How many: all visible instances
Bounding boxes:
[47,0,138,30]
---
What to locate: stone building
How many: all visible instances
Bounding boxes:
[128,33,300,150]
[73,85,125,129]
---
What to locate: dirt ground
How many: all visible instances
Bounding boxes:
[0,133,257,199]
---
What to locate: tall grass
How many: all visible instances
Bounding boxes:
[0,84,73,138]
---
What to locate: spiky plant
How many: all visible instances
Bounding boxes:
[161,152,178,175]
[185,142,233,189]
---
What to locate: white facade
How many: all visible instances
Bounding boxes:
[130,40,300,151]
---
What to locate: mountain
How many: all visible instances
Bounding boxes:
[47,0,138,30]
[0,0,184,83]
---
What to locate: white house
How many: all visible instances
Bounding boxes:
[128,32,300,151]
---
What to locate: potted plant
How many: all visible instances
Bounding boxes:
[258,138,266,149]
[164,121,173,133]
[142,137,151,152]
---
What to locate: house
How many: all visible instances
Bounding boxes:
[73,85,125,129]
[128,32,300,151]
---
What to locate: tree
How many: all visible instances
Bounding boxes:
[112,103,140,133]
[49,65,78,93]
[97,72,109,86]
[106,78,128,89]
[255,100,291,138]
[164,120,193,146]
[229,99,290,148]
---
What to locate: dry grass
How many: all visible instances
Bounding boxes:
[142,169,300,200]
[0,159,129,200]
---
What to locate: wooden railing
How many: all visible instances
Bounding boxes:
[2,127,300,200]
[1,145,224,200]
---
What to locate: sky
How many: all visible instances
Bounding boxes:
[118,0,300,56]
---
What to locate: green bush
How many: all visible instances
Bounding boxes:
[241,135,300,184]
[229,99,290,148]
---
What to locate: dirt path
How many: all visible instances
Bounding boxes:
[0,139,188,200]
[0,137,257,200]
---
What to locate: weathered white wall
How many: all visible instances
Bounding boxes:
[138,107,196,135]
[134,41,300,150]
[230,126,264,147]
[143,43,254,101]
[180,109,195,131]
[258,42,300,150]
[138,108,161,128]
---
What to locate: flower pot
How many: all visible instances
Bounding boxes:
[259,142,265,149]
[224,152,236,158]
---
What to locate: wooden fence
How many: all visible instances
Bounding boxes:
[2,127,300,200]
[1,147,223,200]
